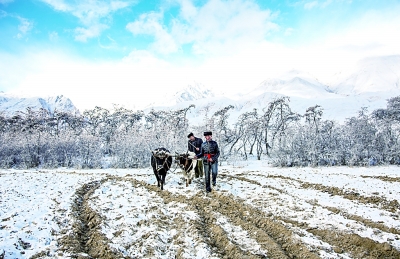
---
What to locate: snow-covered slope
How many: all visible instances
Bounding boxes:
[331,55,400,95]
[0,93,79,116]
[173,82,215,103]
[144,82,217,109]
[157,55,400,124]
[253,70,334,99]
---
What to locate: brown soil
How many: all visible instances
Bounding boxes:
[218,172,400,259]
[58,179,127,258]
[52,171,400,259]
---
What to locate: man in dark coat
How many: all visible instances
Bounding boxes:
[187,132,203,178]
[194,131,220,193]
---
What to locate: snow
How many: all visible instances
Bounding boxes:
[0,93,79,116]
[2,55,400,126]
[1,161,400,258]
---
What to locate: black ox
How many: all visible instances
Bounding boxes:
[151,148,173,190]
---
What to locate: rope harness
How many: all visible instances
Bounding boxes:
[179,155,196,174]
[152,152,180,174]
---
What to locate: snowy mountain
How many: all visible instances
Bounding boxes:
[331,55,400,95]
[145,55,400,124]
[173,83,215,103]
[144,82,216,109]
[253,70,334,99]
[0,93,79,116]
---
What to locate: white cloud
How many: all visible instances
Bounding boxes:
[304,1,318,9]
[0,10,33,39]
[0,0,14,4]
[49,31,59,42]
[299,0,351,10]
[284,27,294,36]
[74,23,109,42]
[127,0,277,56]
[126,12,179,54]
[2,1,400,110]
[40,0,136,41]
[16,17,33,39]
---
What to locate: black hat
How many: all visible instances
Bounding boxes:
[203,131,212,136]
[187,132,194,138]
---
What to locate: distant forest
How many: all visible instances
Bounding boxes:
[0,96,399,169]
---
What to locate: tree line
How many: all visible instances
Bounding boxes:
[0,96,399,169]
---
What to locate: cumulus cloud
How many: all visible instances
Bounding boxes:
[126,12,179,54]
[16,17,33,39]
[40,0,136,41]
[48,31,59,42]
[74,24,109,42]
[299,0,351,10]
[304,1,318,9]
[126,0,277,55]
[0,10,33,39]
[0,0,14,4]
[2,0,400,109]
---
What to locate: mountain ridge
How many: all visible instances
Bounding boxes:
[1,55,399,124]
[0,93,79,116]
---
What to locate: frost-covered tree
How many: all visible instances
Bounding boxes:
[213,105,234,163]
[345,107,377,165]
[303,105,324,165]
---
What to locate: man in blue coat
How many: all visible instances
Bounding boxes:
[194,131,220,193]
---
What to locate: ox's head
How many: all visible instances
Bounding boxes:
[152,149,171,159]
[152,148,172,172]
[175,151,196,169]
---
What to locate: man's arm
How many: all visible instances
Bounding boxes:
[196,138,203,152]
[194,144,204,159]
[212,141,220,160]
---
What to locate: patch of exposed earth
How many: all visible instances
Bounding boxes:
[58,174,400,259]
[2,165,400,259]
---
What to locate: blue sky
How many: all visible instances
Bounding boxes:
[1,0,400,110]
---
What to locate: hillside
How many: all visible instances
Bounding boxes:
[0,93,79,116]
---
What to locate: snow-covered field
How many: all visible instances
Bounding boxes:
[1,160,400,258]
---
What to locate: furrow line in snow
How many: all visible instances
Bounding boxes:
[220,172,400,258]
[360,175,400,183]
[229,172,400,236]
[204,192,320,259]
[131,179,251,258]
[239,173,400,213]
[279,216,400,258]
[128,176,320,259]
[322,206,400,236]
[59,178,125,259]
[97,176,221,258]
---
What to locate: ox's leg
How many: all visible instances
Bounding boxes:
[153,169,161,188]
[190,162,196,184]
[161,174,166,190]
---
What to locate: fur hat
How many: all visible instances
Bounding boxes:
[203,131,212,136]
[187,132,194,138]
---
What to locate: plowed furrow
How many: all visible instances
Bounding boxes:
[227,172,400,235]
[128,177,319,259]
[138,180,251,258]
[226,173,399,213]
[59,179,125,259]
[218,173,400,258]
[223,173,400,235]
[361,175,400,183]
